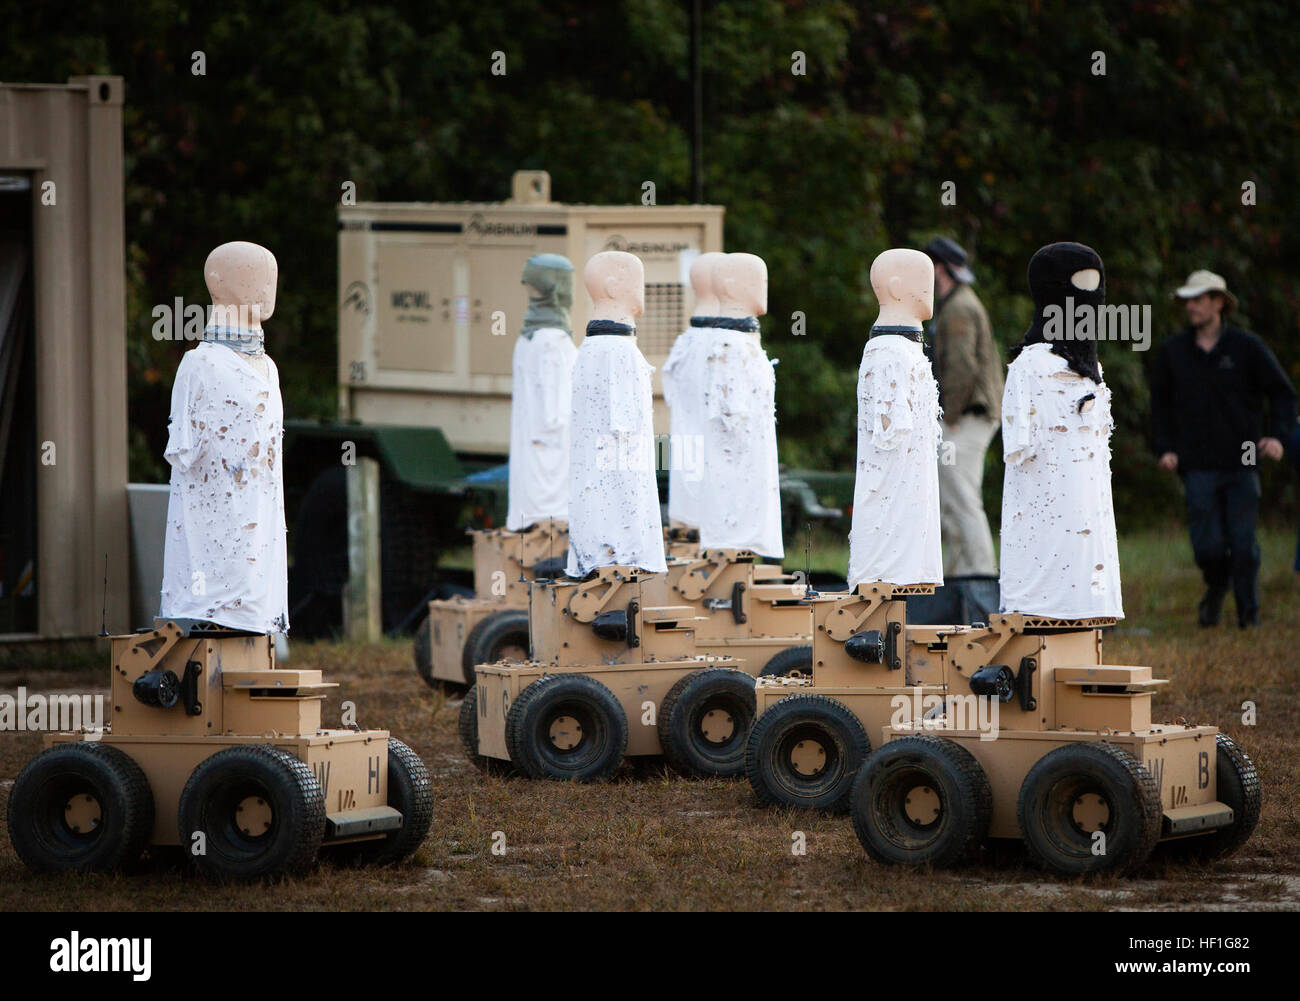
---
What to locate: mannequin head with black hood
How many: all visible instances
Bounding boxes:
[1011,242,1105,386]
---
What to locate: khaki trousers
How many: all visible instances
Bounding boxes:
[938,413,998,576]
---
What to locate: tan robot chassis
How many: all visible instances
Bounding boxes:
[415,526,806,688]
[460,552,813,781]
[416,522,570,688]
[746,583,1260,875]
[8,621,435,880]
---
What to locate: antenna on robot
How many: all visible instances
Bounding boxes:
[98,553,109,637]
[526,549,535,647]
[803,521,819,600]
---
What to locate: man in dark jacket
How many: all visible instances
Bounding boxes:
[1151,269,1297,627]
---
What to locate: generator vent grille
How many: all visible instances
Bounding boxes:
[639,282,685,358]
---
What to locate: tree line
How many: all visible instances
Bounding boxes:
[6,0,1297,527]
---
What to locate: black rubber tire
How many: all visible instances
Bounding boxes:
[505,674,628,781]
[761,645,813,678]
[461,609,531,685]
[413,617,435,688]
[1017,742,1163,876]
[457,686,511,775]
[178,745,326,881]
[7,743,155,874]
[658,668,757,778]
[744,694,871,813]
[850,735,993,868]
[458,684,483,763]
[1165,733,1262,862]
[334,738,434,866]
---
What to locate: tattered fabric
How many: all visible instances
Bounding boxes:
[847,333,943,588]
[159,342,289,633]
[999,343,1123,618]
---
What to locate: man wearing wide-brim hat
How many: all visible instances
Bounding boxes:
[1150,269,1297,628]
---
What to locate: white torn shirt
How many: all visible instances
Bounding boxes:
[698,330,784,558]
[566,335,667,576]
[999,343,1123,619]
[159,341,289,633]
[506,327,578,530]
[847,334,943,588]
[662,325,711,528]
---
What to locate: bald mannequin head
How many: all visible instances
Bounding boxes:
[870,248,933,328]
[715,252,768,320]
[584,251,645,326]
[205,241,278,329]
[689,251,728,317]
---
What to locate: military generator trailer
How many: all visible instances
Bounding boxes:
[7,621,434,880]
[459,557,812,781]
[416,521,568,687]
[851,611,1259,875]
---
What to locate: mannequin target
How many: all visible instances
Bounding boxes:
[506,253,578,531]
[159,241,289,633]
[663,250,727,529]
[565,251,667,576]
[847,248,943,589]
[999,242,1122,619]
[696,253,784,558]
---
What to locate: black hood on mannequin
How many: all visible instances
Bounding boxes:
[1011,242,1104,384]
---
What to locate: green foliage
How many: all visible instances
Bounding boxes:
[4,0,1297,526]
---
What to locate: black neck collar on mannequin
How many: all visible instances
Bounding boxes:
[693,315,759,332]
[869,324,924,343]
[585,319,635,337]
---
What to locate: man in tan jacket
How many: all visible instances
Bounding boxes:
[923,237,1004,577]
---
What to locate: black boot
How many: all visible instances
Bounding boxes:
[1198,584,1228,627]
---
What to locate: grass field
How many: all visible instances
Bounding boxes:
[1,528,1297,911]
